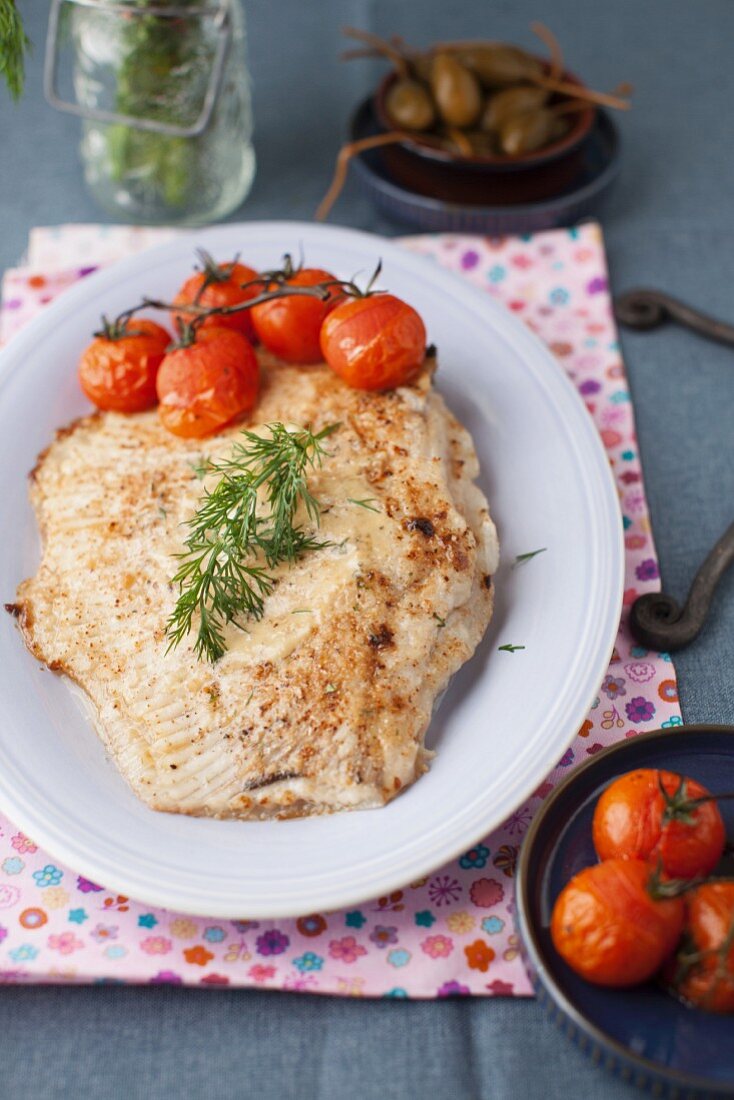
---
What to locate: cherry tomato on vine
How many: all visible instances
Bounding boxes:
[78,318,171,413]
[251,268,340,363]
[592,768,726,880]
[156,327,258,439]
[172,254,261,341]
[320,293,427,391]
[665,881,734,1013]
[550,858,684,987]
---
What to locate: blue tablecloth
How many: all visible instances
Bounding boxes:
[1,1,733,1096]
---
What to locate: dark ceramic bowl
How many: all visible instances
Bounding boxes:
[376,54,594,187]
[516,725,734,1099]
[348,97,620,234]
[371,65,596,207]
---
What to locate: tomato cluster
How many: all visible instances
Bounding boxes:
[77,252,428,439]
[550,767,734,1013]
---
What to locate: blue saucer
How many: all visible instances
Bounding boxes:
[348,97,621,234]
[516,725,734,1099]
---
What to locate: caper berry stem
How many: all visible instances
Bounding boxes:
[533,74,631,110]
[531,21,564,83]
[315,132,412,221]
[342,26,409,77]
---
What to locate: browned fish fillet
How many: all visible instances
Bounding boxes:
[13,351,499,819]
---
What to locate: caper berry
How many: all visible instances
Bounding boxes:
[385,77,436,131]
[456,44,545,88]
[430,52,482,128]
[499,108,569,155]
[481,85,549,132]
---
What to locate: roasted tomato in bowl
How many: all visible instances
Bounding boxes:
[592,768,726,880]
[550,858,685,987]
[665,881,734,1013]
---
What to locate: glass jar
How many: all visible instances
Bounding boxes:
[65,0,255,225]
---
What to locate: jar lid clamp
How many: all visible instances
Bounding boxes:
[43,0,233,138]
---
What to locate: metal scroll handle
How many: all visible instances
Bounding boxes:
[615,287,734,650]
[629,523,734,651]
[614,288,734,348]
[44,0,232,138]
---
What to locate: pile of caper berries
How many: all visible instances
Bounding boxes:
[385,44,570,158]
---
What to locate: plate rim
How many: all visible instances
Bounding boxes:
[0,220,625,916]
[516,723,734,1095]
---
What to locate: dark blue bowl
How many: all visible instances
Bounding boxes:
[516,725,734,1099]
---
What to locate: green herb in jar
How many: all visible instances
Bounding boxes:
[104,1,215,208]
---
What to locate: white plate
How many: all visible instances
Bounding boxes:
[0,221,623,918]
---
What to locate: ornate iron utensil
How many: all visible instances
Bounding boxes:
[614,288,734,348]
[629,522,734,650]
[616,286,734,650]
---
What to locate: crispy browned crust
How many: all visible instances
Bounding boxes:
[13,351,499,819]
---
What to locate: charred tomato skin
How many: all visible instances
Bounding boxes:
[156,327,259,439]
[320,294,427,391]
[550,858,684,987]
[665,881,734,1013]
[78,319,171,413]
[251,268,341,363]
[592,768,726,879]
[172,261,260,341]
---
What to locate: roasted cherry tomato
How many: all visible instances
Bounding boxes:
[251,268,340,363]
[156,327,258,439]
[550,858,684,987]
[172,256,260,342]
[320,293,427,391]
[78,318,171,413]
[593,768,726,880]
[665,881,734,1013]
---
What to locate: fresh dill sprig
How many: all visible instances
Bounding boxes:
[498,644,526,653]
[348,497,380,512]
[188,458,209,480]
[513,548,547,567]
[166,423,338,663]
[0,1,30,102]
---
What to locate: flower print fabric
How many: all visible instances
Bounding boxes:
[328,937,367,964]
[369,926,398,948]
[255,930,289,956]
[625,697,656,723]
[602,675,626,700]
[32,865,62,889]
[0,222,681,996]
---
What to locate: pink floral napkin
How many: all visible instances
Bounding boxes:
[0,223,681,995]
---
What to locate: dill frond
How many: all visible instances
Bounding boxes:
[0,1,30,102]
[166,423,338,663]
